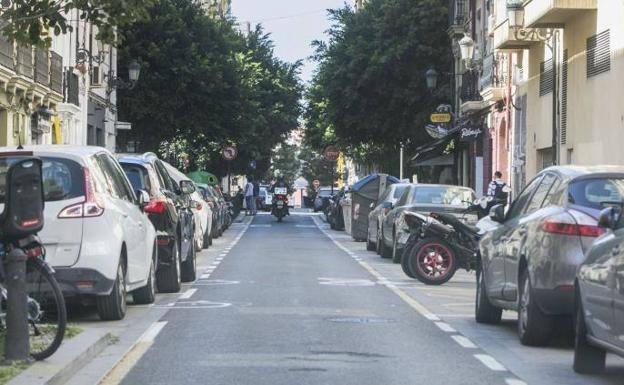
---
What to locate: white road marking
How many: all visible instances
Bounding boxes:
[219,253,228,257]
[200,274,212,279]
[179,288,197,300]
[318,277,376,287]
[295,225,317,228]
[435,322,457,333]
[138,321,168,343]
[451,335,477,349]
[505,379,528,385]
[250,224,272,228]
[474,354,507,371]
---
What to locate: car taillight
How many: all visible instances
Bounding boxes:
[541,221,605,237]
[58,168,105,218]
[144,200,167,215]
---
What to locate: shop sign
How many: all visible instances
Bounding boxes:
[460,126,483,141]
[430,113,452,123]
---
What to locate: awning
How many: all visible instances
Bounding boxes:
[413,154,454,166]
[411,129,459,163]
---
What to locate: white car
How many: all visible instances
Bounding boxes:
[163,163,212,250]
[0,145,157,320]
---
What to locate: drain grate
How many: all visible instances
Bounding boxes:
[326,317,395,324]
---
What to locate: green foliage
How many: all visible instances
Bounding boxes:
[118,0,302,177]
[299,143,336,186]
[305,0,451,171]
[267,142,299,185]
[1,0,155,47]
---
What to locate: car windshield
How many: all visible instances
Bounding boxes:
[319,188,333,197]
[0,155,84,203]
[410,186,474,206]
[392,185,408,200]
[568,178,624,210]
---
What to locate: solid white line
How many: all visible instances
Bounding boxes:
[138,321,167,343]
[179,288,197,300]
[474,354,507,371]
[435,322,457,333]
[451,335,477,349]
[505,379,527,385]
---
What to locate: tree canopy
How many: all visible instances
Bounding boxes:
[305,0,451,173]
[118,0,302,177]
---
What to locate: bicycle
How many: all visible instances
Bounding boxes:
[0,157,66,361]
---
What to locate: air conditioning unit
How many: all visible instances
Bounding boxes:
[91,66,101,86]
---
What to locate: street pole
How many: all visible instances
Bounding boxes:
[5,249,29,362]
[399,142,404,180]
[227,161,231,195]
[551,30,560,166]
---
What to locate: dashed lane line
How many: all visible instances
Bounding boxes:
[451,335,477,349]
[474,354,507,372]
[179,288,197,300]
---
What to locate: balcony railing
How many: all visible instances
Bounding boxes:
[480,53,509,91]
[461,71,482,103]
[449,0,467,26]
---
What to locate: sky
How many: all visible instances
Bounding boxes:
[232,0,346,84]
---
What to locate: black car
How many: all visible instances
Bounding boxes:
[327,187,348,230]
[118,153,196,293]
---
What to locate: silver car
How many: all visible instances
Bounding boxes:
[477,166,624,346]
[574,203,624,373]
[366,183,410,251]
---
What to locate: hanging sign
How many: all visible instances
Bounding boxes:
[460,126,483,141]
[430,113,452,123]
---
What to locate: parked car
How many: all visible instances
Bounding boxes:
[367,183,410,251]
[164,163,211,255]
[197,183,227,240]
[573,204,624,373]
[212,185,232,229]
[257,187,271,211]
[314,187,334,212]
[327,187,349,230]
[118,153,196,293]
[0,146,157,320]
[378,184,476,263]
[477,166,624,346]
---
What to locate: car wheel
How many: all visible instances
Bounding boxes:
[366,231,376,251]
[391,231,402,264]
[96,262,127,321]
[133,258,156,305]
[156,240,181,293]
[203,228,210,249]
[518,269,553,346]
[400,241,416,278]
[475,268,502,324]
[573,292,606,373]
[181,240,197,282]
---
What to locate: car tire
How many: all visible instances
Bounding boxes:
[203,229,210,249]
[409,237,457,285]
[366,234,376,251]
[518,269,553,346]
[391,232,402,264]
[573,294,606,374]
[400,242,416,278]
[133,258,156,305]
[181,240,197,282]
[475,269,502,324]
[96,262,127,321]
[156,241,181,293]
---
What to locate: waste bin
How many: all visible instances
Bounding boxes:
[340,191,352,235]
[350,173,400,241]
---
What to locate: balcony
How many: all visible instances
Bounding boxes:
[460,71,486,114]
[523,0,597,28]
[493,19,543,49]
[448,0,467,39]
[480,53,508,104]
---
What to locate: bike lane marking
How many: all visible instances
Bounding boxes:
[179,288,197,300]
[312,215,527,384]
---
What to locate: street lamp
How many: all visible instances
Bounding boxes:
[458,34,475,64]
[506,0,524,29]
[128,60,141,83]
[106,60,142,97]
[425,68,438,91]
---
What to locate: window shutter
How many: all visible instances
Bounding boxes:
[539,59,553,96]
[561,49,568,145]
[587,30,610,78]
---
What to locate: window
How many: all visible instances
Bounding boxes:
[396,186,412,206]
[568,178,624,210]
[524,174,558,214]
[154,160,174,192]
[507,175,543,220]
[392,185,408,200]
[587,30,610,78]
[0,156,84,203]
[121,164,152,194]
[539,59,553,96]
[106,155,137,202]
[410,186,475,206]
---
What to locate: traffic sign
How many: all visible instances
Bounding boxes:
[221,146,237,161]
[323,145,340,162]
[312,179,320,188]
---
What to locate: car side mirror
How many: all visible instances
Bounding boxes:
[489,204,506,223]
[180,180,196,194]
[597,206,621,229]
[369,202,375,210]
[137,189,150,208]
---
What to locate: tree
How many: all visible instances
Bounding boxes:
[306,0,452,173]
[2,0,154,47]
[117,1,302,178]
[267,142,300,185]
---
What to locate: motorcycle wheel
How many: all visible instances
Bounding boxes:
[408,237,457,285]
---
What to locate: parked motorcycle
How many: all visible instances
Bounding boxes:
[400,197,492,285]
[272,187,289,222]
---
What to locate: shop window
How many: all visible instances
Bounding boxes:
[587,30,610,78]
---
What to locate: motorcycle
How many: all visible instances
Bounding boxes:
[400,196,494,285]
[272,187,289,222]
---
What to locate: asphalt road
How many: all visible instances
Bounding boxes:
[116,213,518,385]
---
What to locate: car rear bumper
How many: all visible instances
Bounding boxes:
[157,235,176,266]
[53,267,115,296]
[534,288,575,316]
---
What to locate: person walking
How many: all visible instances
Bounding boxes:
[244,177,255,216]
[252,179,260,215]
[487,171,509,206]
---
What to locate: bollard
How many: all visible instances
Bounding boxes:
[4,248,30,362]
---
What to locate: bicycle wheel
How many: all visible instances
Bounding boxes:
[26,257,67,360]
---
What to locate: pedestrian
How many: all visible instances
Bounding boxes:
[244,177,254,216]
[487,171,509,206]
[252,179,260,215]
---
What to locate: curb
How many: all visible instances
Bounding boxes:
[9,329,114,385]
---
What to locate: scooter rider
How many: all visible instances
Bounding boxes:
[270,176,291,215]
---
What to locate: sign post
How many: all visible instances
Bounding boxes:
[323,145,340,195]
[221,145,237,194]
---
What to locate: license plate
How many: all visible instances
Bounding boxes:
[277,201,284,208]
[274,187,287,195]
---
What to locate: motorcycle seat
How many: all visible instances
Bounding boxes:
[431,212,479,235]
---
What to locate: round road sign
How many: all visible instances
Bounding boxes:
[323,145,340,162]
[312,179,321,189]
[222,146,237,161]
